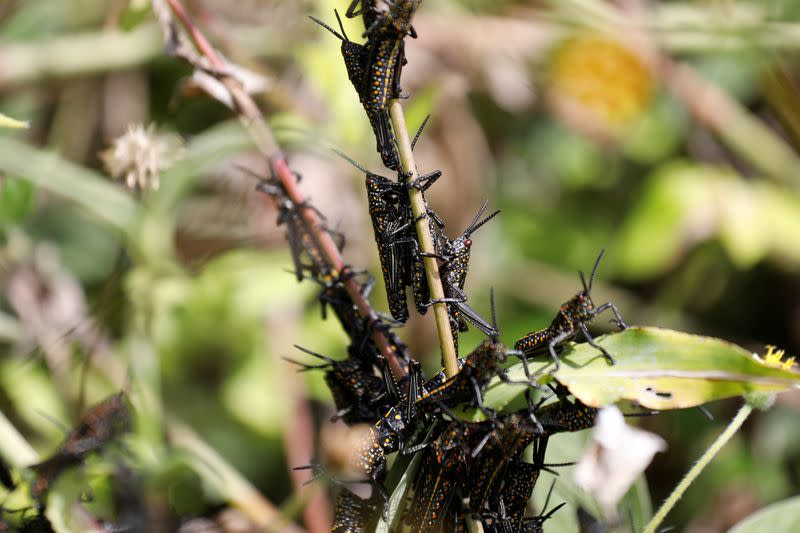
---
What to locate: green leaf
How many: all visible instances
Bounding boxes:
[375,448,426,533]
[119,1,151,31]
[616,161,800,280]
[0,112,29,129]
[0,175,35,224]
[0,137,139,234]
[728,495,800,533]
[487,327,800,411]
[615,162,721,280]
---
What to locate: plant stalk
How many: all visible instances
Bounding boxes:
[388,101,459,378]
[642,403,753,533]
[160,0,406,379]
[169,419,305,533]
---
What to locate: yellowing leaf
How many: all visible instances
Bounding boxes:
[490,327,800,411]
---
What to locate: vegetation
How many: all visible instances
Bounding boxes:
[2,1,800,532]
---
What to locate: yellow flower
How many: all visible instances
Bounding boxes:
[761,345,797,370]
[547,33,653,136]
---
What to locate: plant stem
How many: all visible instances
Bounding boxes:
[0,409,39,466]
[169,418,305,533]
[661,59,800,191]
[642,403,753,533]
[388,101,459,378]
[158,0,406,379]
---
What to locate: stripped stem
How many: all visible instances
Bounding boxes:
[388,100,459,378]
[162,0,406,379]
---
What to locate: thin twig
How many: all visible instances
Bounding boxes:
[157,0,406,379]
[388,101,459,378]
[642,403,753,533]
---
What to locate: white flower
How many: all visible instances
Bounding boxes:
[100,123,183,191]
[574,405,666,519]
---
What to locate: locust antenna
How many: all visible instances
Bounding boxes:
[542,478,557,514]
[293,345,336,364]
[464,200,501,238]
[589,248,605,293]
[282,357,331,372]
[309,15,345,42]
[411,114,431,151]
[333,10,349,41]
[332,148,369,174]
[579,271,588,294]
[489,287,499,343]
[542,502,567,522]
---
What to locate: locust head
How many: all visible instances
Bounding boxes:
[573,250,605,321]
[309,11,366,74]
[449,200,500,258]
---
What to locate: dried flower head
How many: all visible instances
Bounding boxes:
[100,124,183,191]
[574,405,666,520]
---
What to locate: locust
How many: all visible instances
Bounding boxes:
[481,478,565,533]
[29,392,131,506]
[430,201,500,352]
[346,0,421,38]
[335,149,441,322]
[514,250,627,371]
[406,420,472,533]
[310,11,400,169]
[331,487,381,533]
[249,171,336,283]
[284,345,386,424]
[415,292,540,415]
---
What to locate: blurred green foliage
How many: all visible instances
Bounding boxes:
[2,0,800,531]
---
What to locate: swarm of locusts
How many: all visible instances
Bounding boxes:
[0,2,630,531]
[272,1,631,530]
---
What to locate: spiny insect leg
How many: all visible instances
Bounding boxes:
[404,169,442,192]
[546,330,573,372]
[345,0,365,18]
[578,321,616,365]
[471,376,497,421]
[504,348,536,381]
[594,301,628,330]
[453,300,498,338]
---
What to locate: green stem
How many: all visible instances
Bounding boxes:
[388,100,459,377]
[168,419,303,532]
[642,403,753,533]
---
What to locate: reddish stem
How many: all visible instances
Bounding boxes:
[164,0,405,380]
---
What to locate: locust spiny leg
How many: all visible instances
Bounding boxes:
[578,322,616,365]
[546,330,573,373]
[594,301,628,330]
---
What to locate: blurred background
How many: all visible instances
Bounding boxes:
[2,0,800,531]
